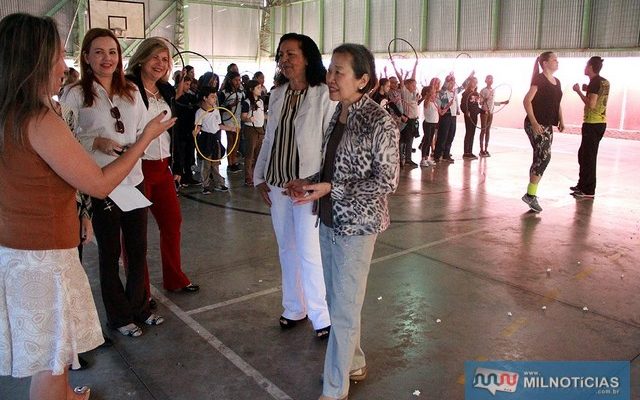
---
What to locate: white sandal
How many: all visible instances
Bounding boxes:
[144,313,164,326]
[74,386,91,399]
[117,323,143,337]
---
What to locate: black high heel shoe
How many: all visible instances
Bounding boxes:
[279,315,308,329]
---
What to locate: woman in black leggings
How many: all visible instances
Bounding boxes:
[522,51,564,212]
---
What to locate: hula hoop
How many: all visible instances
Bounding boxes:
[491,83,513,114]
[387,38,418,72]
[193,106,240,163]
[173,50,214,74]
[451,52,472,81]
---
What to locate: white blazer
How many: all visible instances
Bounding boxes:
[253,82,337,186]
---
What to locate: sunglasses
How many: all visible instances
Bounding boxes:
[110,106,125,134]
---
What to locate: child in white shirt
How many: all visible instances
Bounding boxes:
[194,87,236,193]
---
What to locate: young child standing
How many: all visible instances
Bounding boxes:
[195,87,235,194]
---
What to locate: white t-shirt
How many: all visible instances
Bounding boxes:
[401,86,419,119]
[196,107,222,133]
[423,100,439,123]
[142,96,172,160]
[242,98,265,128]
[479,87,495,113]
[61,83,146,187]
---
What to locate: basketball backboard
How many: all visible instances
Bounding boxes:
[88,0,145,39]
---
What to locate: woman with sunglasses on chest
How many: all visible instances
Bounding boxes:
[62,28,165,338]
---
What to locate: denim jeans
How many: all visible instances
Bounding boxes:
[320,223,378,398]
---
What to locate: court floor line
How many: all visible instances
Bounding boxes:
[186,286,282,315]
[151,286,293,400]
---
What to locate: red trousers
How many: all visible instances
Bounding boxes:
[142,159,191,291]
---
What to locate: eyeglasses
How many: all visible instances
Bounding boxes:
[110,106,125,134]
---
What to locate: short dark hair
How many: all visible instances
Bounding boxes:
[275,33,326,87]
[332,43,377,94]
[198,86,216,101]
[588,56,603,74]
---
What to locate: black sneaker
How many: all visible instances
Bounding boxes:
[183,177,201,186]
[570,185,580,192]
[572,190,594,199]
[521,193,542,212]
[202,188,212,195]
[443,156,455,163]
[227,164,242,173]
[214,185,229,192]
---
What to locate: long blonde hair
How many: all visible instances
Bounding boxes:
[0,13,60,149]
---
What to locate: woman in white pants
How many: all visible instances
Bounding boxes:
[254,33,335,338]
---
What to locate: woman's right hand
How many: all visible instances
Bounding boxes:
[256,182,271,207]
[93,137,124,156]
[141,111,177,141]
[531,121,544,135]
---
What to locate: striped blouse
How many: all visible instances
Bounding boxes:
[265,88,308,187]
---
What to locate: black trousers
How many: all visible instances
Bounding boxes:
[577,123,606,195]
[463,112,479,155]
[435,114,456,159]
[400,119,418,163]
[421,121,437,159]
[92,184,150,329]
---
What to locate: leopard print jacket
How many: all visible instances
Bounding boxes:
[321,95,400,236]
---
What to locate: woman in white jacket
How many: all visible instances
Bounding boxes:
[253,33,335,339]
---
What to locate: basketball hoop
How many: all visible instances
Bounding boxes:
[110,27,125,38]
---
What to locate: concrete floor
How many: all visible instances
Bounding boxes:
[2,125,639,400]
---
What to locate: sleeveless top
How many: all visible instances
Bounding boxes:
[0,127,79,250]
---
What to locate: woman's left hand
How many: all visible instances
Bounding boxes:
[80,216,93,245]
[558,121,565,132]
[292,182,331,205]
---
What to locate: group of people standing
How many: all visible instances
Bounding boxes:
[0,10,609,400]
[370,65,508,168]
[0,14,399,400]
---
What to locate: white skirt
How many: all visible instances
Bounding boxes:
[0,245,104,377]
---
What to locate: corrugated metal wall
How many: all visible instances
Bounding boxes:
[539,0,584,49]
[344,0,365,46]
[3,0,640,61]
[272,0,640,55]
[186,4,260,58]
[287,3,303,35]
[425,0,457,51]
[369,0,395,53]
[395,0,422,51]
[590,0,640,49]
[459,0,492,51]
[499,0,540,50]
[323,0,344,54]
[302,1,321,46]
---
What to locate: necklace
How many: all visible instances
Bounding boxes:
[144,87,159,98]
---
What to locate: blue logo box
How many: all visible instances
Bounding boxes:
[464,361,630,400]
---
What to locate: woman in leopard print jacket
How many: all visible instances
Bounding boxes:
[286,43,399,400]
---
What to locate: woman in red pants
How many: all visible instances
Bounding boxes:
[126,38,199,297]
